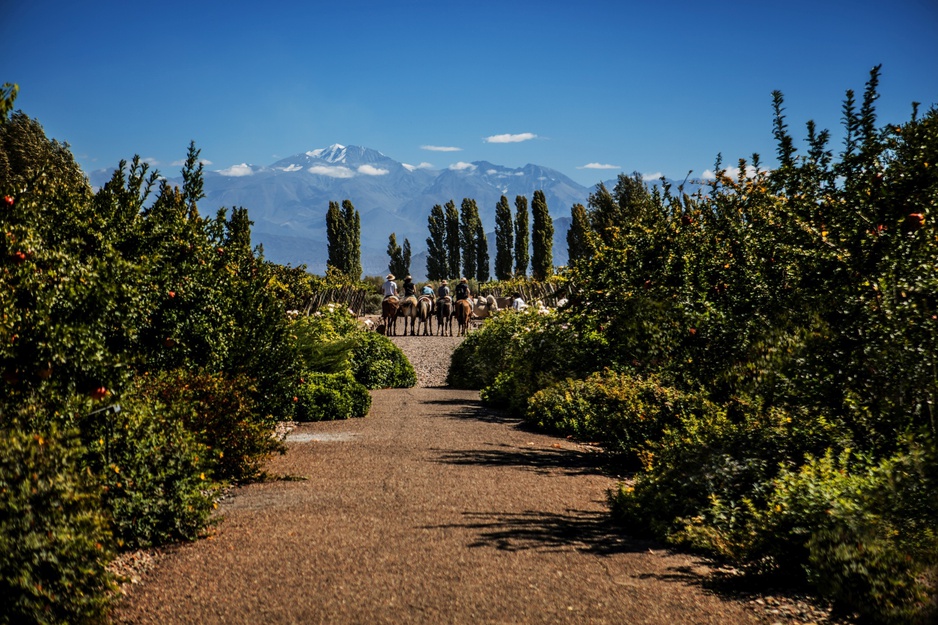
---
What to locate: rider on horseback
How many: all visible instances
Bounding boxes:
[455,277,470,302]
[382,274,398,300]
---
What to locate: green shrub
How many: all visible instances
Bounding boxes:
[294,371,371,421]
[526,371,701,458]
[752,446,938,624]
[132,370,284,483]
[348,332,415,389]
[79,396,215,550]
[0,426,115,625]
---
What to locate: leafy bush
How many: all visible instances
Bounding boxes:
[348,331,416,389]
[750,446,938,624]
[78,396,215,550]
[132,370,284,483]
[294,371,371,421]
[0,426,115,625]
[526,371,705,459]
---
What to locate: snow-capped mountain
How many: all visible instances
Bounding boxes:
[90,144,603,279]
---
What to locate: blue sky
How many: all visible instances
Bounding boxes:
[2,0,936,187]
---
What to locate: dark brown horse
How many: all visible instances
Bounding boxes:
[398,296,419,336]
[416,296,434,336]
[381,296,400,336]
[454,298,473,336]
[436,297,453,336]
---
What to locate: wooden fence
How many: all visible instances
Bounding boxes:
[303,286,373,316]
[482,282,569,308]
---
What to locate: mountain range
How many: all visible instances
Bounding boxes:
[89,144,700,281]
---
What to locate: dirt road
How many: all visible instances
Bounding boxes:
[112,334,773,624]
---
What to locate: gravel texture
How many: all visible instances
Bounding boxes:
[110,324,851,625]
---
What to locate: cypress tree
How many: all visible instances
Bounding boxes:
[444,200,460,279]
[387,233,405,278]
[459,198,480,279]
[494,195,513,280]
[325,200,344,273]
[513,195,529,277]
[531,190,553,281]
[402,238,411,277]
[425,203,447,280]
[566,202,591,265]
[475,220,490,283]
[341,199,362,279]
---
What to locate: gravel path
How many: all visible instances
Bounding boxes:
[111,330,837,624]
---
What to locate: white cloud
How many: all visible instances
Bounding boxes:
[421,145,462,152]
[486,169,498,175]
[358,164,389,176]
[308,164,355,178]
[143,157,160,166]
[403,162,434,171]
[701,165,759,180]
[577,163,620,170]
[449,162,477,171]
[279,164,303,172]
[484,132,537,144]
[218,163,254,177]
[642,172,664,181]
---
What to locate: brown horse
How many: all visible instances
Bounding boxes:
[454,298,473,336]
[436,297,453,336]
[416,296,434,336]
[398,296,419,336]
[381,296,400,336]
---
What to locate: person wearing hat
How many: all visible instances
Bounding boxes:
[436,279,450,300]
[455,277,470,302]
[382,274,398,299]
[402,275,417,299]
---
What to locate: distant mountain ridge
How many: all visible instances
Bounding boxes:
[87,144,695,280]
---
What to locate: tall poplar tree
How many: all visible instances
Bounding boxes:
[475,220,490,283]
[341,199,361,279]
[387,233,406,278]
[459,198,480,279]
[531,190,553,280]
[425,203,447,280]
[566,202,591,265]
[444,200,460,278]
[513,195,529,277]
[494,195,513,280]
[402,238,411,277]
[325,200,344,272]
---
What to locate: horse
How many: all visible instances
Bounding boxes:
[381,296,400,336]
[398,295,419,336]
[436,297,454,336]
[416,296,434,336]
[454,298,473,336]
[471,294,499,320]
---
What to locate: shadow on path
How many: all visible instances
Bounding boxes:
[424,508,657,556]
[432,442,608,477]
[422,396,523,425]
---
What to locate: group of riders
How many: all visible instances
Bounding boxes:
[380,273,472,311]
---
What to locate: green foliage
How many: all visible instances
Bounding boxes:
[78,397,214,550]
[514,195,529,277]
[531,190,553,280]
[566,202,592,265]
[0,425,115,625]
[325,199,362,279]
[459,198,481,280]
[132,370,284,483]
[526,371,704,458]
[386,233,411,279]
[348,332,416,389]
[425,203,448,280]
[474,219,489,283]
[445,200,461,279]
[494,195,513,280]
[294,371,371,421]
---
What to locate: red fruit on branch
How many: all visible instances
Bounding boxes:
[168,291,176,298]
[905,213,925,230]
[3,195,13,206]
[91,387,109,400]
[11,251,26,263]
